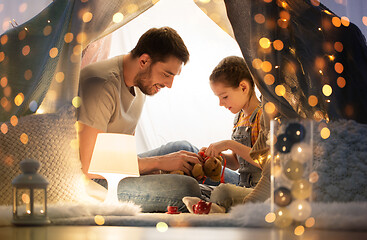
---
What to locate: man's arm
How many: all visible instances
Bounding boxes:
[78,122,202,178]
[78,122,104,178]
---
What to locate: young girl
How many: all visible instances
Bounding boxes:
[201,56,262,188]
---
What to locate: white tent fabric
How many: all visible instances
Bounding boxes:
[95,0,247,153]
[1,0,366,153]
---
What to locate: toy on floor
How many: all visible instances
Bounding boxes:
[166,205,181,214]
[182,197,225,214]
[170,151,223,182]
[192,200,212,214]
[182,184,254,214]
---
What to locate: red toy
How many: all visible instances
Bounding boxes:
[166,205,181,214]
[192,200,212,214]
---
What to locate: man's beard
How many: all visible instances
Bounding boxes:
[135,65,156,96]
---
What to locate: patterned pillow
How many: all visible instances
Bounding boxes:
[0,105,90,205]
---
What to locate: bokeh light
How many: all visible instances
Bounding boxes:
[341,16,350,27]
[1,34,8,45]
[76,32,87,44]
[156,222,168,232]
[334,62,344,74]
[0,76,7,87]
[49,47,58,58]
[334,42,343,52]
[64,33,74,43]
[311,0,320,6]
[22,45,30,56]
[259,37,271,49]
[94,215,105,225]
[337,77,346,88]
[264,102,276,114]
[309,171,319,183]
[126,4,139,13]
[82,12,93,23]
[320,127,330,139]
[308,95,318,107]
[1,123,8,134]
[18,30,27,41]
[332,17,341,27]
[265,212,276,223]
[279,10,290,21]
[24,69,32,80]
[43,25,52,36]
[4,86,11,97]
[264,74,275,85]
[315,57,325,69]
[55,72,65,83]
[252,58,262,69]
[20,133,29,144]
[277,18,288,28]
[273,40,284,51]
[363,16,367,26]
[113,12,124,23]
[328,55,335,61]
[0,52,5,62]
[254,13,265,24]
[322,84,332,97]
[72,96,82,108]
[305,217,316,228]
[294,225,305,236]
[275,84,285,96]
[14,93,24,106]
[261,61,272,72]
[10,115,18,126]
[73,45,82,55]
[19,3,28,13]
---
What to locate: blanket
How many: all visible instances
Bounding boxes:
[1,201,366,231]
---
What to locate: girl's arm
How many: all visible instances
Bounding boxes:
[202,140,261,169]
[220,152,239,170]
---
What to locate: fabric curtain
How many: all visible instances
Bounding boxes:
[224,0,367,124]
[0,0,155,122]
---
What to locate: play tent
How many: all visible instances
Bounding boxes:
[1,0,367,153]
[0,0,367,228]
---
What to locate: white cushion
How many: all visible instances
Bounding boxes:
[0,105,90,205]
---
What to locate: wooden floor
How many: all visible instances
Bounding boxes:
[1,226,366,240]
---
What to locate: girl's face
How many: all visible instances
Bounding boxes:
[210,80,249,114]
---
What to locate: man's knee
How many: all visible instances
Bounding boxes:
[169,140,198,153]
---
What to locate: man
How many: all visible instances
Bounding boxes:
[77,27,202,212]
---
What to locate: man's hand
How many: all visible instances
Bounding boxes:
[159,150,203,175]
[140,150,202,175]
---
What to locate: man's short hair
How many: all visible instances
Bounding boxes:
[131,27,189,65]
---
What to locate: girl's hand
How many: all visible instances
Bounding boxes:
[203,140,230,157]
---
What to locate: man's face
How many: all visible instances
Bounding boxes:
[135,56,183,96]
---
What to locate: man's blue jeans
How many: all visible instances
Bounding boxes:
[137,140,240,186]
[96,140,239,212]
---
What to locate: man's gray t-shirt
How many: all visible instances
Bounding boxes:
[78,55,146,134]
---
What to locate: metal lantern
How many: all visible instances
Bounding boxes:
[12,159,50,225]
